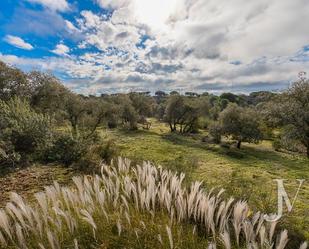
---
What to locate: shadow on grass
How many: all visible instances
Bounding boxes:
[161,132,309,173]
[111,128,161,138]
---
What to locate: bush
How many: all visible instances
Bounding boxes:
[0,97,53,164]
[0,140,21,167]
[98,140,119,163]
[44,134,87,166]
[74,140,119,173]
[45,133,119,170]
[272,135,306,154]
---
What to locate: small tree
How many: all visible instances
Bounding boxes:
[129,92,156,121]
[64,94,87,138]
[219,103,263,149]
[31,75,69,116]
[110,94,139,130]
[164,95,185,132]
[155,90,167,97]
[0,61,30,100]
[164,95,209,133]
[273,77,309,157]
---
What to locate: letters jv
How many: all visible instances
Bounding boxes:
[264,179,305,222]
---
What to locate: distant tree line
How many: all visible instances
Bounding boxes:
[0,60,308,170]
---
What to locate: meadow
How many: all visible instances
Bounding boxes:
[1,121,309,248]
[1,62,309,247]
[103,120,309,241]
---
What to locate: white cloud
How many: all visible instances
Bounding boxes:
[51,43,70,56]
[4,35,34,50]
[4,0,309,94]
[95,0,131,9]
[25,0,69,12]
[65,20,79,33]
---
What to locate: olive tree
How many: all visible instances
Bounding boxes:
[273,78,309,157]
[0,61,30,100]
[164,95,209,133]
[219,103,263,149]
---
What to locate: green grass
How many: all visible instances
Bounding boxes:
[101,119,309,241]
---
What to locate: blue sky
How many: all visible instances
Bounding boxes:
[0,0,309,95]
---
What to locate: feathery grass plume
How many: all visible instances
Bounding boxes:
[276,230,289,249]
[116,219,122,236]
[15,223,26,249]
[38,243,46,249]
[0,209,12,240]
[208,242,216,249]
[6,202,27,229]
[74,238,79,249]
[252,212,261,227]
[157,234,163,245]
[166,225,173,249]
[300,242,308,249]
[47,230,59,249]
[220,230,231,249]
[243,220,255,244]
[0,157,306,249]
[0,231,7,247]
[259,225,266,247]
[80,209,97,238]
[218,197,234,233]
[233,200,248,245]
[269,218,278,242]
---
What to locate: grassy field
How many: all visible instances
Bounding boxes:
[1,119,308,243]
[101,119,309,241]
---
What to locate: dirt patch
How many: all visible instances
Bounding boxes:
[0,164,76,207]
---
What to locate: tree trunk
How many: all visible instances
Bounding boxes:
[169,123,173,132]
[307,146,309,158]
[237,140,241,149]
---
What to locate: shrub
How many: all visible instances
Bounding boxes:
[0,97,53,164]
[0,140,21,167]
[272,135,306,154]
[98,140,119,163]
[44,134,87,166]
[75,140,119,173]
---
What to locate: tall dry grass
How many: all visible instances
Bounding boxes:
[0,158,306,248]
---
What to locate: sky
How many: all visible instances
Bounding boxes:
[0,0,309,95]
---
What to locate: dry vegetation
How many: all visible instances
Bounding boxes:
[0,158,307,249]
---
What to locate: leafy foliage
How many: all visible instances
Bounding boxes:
[44,134,86,166]
[164,95,209,133]
[276,79,309,157]
[219,103,263,148]
[0,97,53,164]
